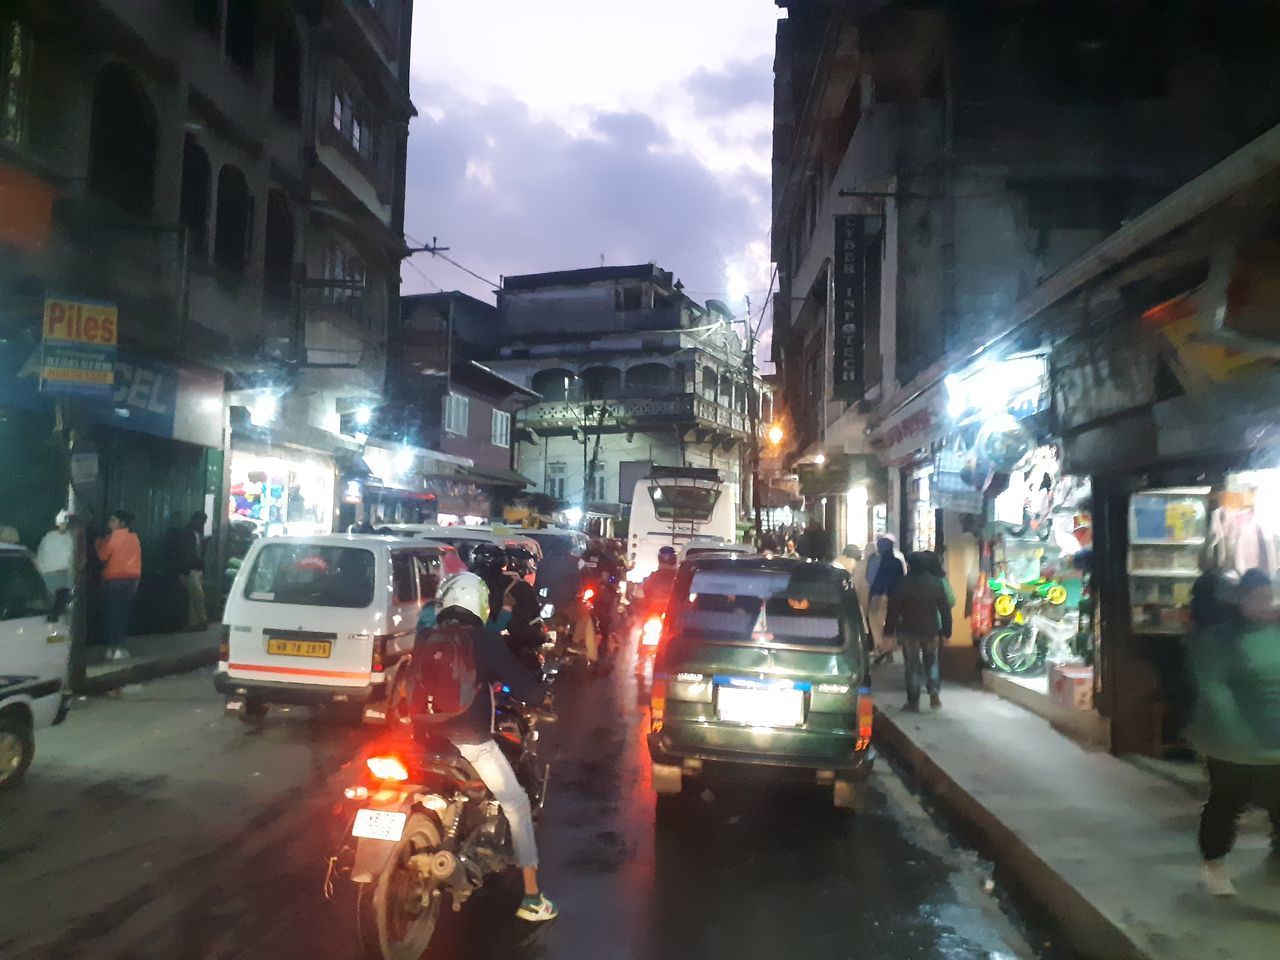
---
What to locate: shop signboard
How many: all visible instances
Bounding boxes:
[0,341,223,449]
[832,215,868,401]
[870,383,949,466]
[1051,328,1159,433]
[40,296,117,398]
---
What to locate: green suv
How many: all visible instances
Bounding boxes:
[648,556,874,809]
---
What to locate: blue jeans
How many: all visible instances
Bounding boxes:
[901,633,940,704]
[457,739,539,868]
[102,578,138,651]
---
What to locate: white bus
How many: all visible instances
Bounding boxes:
[626,467,738,582]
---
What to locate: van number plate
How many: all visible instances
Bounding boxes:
[352,809,406,842]
[716,686,804,727]
[267,638,332,658]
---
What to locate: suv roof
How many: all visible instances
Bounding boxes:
[684,555,843,579]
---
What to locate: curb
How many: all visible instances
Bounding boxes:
[872,703,1150,960]
[74,648,220,696]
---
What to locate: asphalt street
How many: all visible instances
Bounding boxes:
[0,656,1035,960]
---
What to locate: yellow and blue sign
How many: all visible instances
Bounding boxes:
[39,295,118,398]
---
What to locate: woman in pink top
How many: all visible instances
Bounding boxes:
[97,510,142,660]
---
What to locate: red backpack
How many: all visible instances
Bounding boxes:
[408,624,480,722]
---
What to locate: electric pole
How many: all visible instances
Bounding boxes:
[742,297,764,545]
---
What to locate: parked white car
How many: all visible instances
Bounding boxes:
[217,535,447,726]
[0,544,72,788]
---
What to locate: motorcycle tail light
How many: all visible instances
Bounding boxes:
[855,689,873,751]
[582,587,595,603]
[366,755,410,782]
[642,616,663,647]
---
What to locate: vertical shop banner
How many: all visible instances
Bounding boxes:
[40,296,118,397]
[832,215,865,401]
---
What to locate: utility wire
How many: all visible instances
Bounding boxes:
[405,232,501,289]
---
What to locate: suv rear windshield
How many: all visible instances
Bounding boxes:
[0,554,53,621]
[245,545,376,609]
[670,567,854,649]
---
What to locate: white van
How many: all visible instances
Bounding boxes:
[0,544,72,788]
[216,535,446,726]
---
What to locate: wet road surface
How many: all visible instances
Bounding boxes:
[1,656,1034,960]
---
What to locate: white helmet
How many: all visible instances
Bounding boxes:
[439,571,490,623]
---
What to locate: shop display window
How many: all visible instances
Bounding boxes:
[229,452,335,537]
[1127,487,1211,635]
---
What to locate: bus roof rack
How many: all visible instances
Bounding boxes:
[646,466,723,483]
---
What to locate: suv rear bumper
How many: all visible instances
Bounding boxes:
[648,729,875,778]
[215,673,378,706]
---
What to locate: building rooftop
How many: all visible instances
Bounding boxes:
[501,263,675,292]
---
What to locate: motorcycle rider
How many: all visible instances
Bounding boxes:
[427,573,558,922]
[501,548,545,661]
[642,546,679,615]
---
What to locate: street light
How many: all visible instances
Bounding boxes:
[767,422,784,447]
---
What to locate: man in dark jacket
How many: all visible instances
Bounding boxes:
[424,573,557,921]
[797,522,833,563]
[884,551,953,711]
[174,511,208,631]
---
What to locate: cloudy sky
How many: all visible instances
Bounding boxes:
[402,0,779,328]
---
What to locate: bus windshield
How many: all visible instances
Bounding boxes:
[648,484,720,522]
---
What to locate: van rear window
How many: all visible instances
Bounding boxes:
[672,568,852,649]
[245,545,375,609]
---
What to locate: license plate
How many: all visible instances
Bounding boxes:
[267,638,332,658]
[716,686,805,727]
[351,809,407,842]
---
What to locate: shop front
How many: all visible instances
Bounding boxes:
[227,445,336,538]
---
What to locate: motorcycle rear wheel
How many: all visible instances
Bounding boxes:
[355,814,444,960]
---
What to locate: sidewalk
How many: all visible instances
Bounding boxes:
[78,624,222,695]
[869,664,1279,960]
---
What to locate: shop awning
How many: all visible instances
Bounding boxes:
[454,465,534,488]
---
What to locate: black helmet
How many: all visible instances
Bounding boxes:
[505,546,538,578]
[658,546,677,567]
[469,542,506,579]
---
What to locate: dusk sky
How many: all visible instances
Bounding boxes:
[402,0,779,335]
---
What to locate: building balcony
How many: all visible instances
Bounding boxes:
[519,393,751,437]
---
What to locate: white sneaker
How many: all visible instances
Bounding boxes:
[1202,860,1237,897]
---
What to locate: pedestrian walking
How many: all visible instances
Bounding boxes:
[868,534,906,664]
[174,511,209,631]
[883,550,952,711]
[1186,567,1280,897]
[35,510,74,594]
[96,510,141,660]
[836,543,862,577]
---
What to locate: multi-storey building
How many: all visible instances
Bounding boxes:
[486,265,772,533]
[0,1,414,632]
[771,0,1280,551]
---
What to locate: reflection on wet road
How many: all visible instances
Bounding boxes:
[0,656,1033,960]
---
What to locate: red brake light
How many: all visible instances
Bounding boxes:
[366,755,410,782]
[371,636,387,674]
[651,675,668,731]
[856,691,873,752]
[642,615,663,647]
[582,587,595,602]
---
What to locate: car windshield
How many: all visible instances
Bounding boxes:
[670,567,853,649]
[648,483,720,522]
[244,545,376,609]
[0,554,53,621]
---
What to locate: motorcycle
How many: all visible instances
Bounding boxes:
[327,691,554,959]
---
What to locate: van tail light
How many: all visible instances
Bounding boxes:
[218,626,230,663]
[855,688,873,752]
[641,615,663,647]
[371,637,389,677]
[366,754,410,782]
[650,674,667,732]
